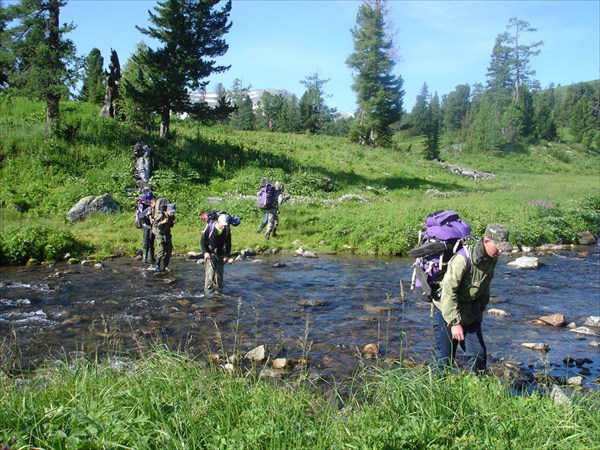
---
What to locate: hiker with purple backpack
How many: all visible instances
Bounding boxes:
[432,222,511,373]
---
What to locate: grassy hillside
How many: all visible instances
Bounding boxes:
[0,95,598,264]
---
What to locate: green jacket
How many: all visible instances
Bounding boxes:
[433,239,497,326]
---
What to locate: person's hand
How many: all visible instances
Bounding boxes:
[204,252,210,260]
[222,257,228,263]
[451,324,464,342]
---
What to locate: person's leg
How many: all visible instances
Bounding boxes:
[258,213,268,232]
[463,322,487,373]
[432,308,456,372]
[154,236,165,270]
[214,259,225,293]
[265,209,276,239]
[204,256,216,294]
[271,210,279,237]
[163,237,172,269]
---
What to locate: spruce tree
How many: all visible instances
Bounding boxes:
[410,82,430,136]
[124,0,232,138]
[299,72,335,134]
[79,48,104,104]
[346,0,403,146]
[4,0,78,134]
[442,84,470,134]
[424,93,441,160]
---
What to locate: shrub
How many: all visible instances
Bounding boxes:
[0,224,90,265]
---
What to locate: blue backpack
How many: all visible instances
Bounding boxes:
[410,210,472,301]
[256,182,275,209]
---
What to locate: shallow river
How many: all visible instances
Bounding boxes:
[1,245,598,389]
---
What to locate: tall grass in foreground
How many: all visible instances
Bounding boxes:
[1,348,598,449]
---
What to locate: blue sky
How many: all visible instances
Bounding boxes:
[55,1,600,112]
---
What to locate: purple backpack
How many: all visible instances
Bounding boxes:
[256,182,275,209]
[410,210,472,301]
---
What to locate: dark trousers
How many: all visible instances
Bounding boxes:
[142,227,155,262]
[432,307,487,373]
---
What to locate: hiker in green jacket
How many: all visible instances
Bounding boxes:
[432,223,511,373]
[151,203,176,272]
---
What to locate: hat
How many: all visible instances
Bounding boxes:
[275,182,283,190]
[218,214,229,226]
[484,223,511,251]
[167,204,176,212]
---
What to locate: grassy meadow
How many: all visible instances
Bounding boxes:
[1,95,598,264]
[1,96,600,448]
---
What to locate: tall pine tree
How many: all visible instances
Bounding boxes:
[346,0,403,147]
[124,0,232,138]
[79,48,104,104]
[4,0,78,134]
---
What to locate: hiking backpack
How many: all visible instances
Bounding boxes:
[134,191,154,229]
[256,182,276,210]
[199,210,241,227]
[410,210,472,301]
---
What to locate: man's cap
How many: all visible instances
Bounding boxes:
[484,223,511,251]
[167,204,176,211]
[218,214,229,226]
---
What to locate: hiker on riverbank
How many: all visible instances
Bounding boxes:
[151,203,176,272]
[258,181,288,239]
[432,223,511,373]
[200,213,232,297]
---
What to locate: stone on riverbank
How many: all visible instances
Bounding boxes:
[522,343,550,352]
[488,308,511,317]
[539,314,567,327]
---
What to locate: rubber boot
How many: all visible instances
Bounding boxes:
[142,249,149,264]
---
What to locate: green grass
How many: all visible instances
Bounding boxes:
[1,95,599,263]
[1,347,598,449]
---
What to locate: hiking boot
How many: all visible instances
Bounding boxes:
[164,267,172,273]
[264,232,270,240]
[271,231,277,237]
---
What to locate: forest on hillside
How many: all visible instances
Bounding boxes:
[0,0,598,155]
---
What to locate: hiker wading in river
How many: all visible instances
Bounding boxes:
[432,223,511,373]
[200,214,232,297]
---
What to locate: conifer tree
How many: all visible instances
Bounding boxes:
[79,48,104,104]
[424,93,441,160]
[4,0,78,134]
[299,72,335,134]
[409,82,430,136]
[228,78,255,131]
[442,84,470,134]
[346,0,403,146]
[124,0,232,138]
[0,1,10,87]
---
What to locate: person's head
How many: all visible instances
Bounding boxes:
[216,214,229,230]
[149,196,156,207]
[275,182,283,191]
[483,223,511,257]
[166,204,176,215]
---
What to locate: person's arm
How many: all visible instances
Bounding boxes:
[200,226,209,257]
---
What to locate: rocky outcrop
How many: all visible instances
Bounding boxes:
[66,194,119,223]
[437,161,494,179]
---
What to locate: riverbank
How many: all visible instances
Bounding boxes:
[1,346,599,449]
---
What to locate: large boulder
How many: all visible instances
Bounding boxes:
[66,194,119,223]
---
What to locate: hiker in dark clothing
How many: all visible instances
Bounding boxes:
[432,223,511,373]
[151,203,176,272]
[140,195,156,265]
[263,182,288,239]
[200,214,232,296]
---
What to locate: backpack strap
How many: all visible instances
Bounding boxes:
[457,246,472,272]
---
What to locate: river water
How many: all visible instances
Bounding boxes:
[1,246,598,389]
